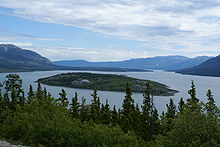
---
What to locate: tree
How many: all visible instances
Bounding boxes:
[100,99,111,124]
[186,81,200,112]
[70,92,79,118]
[36,83,43,100]
[165,98,176,131]
[79,97,89,122]
[178,98,184,112]
[111,105,118,126]
[58,89,69,107]
[205,89,218,117]
[27,85,35,103]
[90,89,101,123]
[120,83,135,133]
[4,74,24,110]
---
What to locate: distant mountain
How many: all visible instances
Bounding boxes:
[54,56,212,70]
[0,44,147,72]
[177,55,220,77]
[0,44,58,72]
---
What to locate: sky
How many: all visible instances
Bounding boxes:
[0,0,220,61]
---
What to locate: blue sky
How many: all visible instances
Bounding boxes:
[0,0,220,61]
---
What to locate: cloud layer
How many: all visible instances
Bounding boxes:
[1,0,220,60]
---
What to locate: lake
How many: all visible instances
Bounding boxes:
[0,70,220,113]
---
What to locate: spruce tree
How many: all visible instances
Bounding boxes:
[165,98,176,131]
[111,105,118,126]
[36,83,43,100]
[206,89,218,117]
[70,92,79,118]
[27,84,35,102]
[4,74,23,110]
[100,99,111,124]
[141,82,152,140]
[58,89,69,107]
[79,97,88,122]
[186,81,200,112]
[178,98,185,112]
[121,83,135,133]
[90,89,100,123]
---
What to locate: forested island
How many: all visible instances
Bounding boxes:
[0,74,219,146]
[37,72,178,96]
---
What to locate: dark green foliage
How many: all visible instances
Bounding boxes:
[70,92,79,118]
[58,89,69,107]
[111,105,118,126]
[1,99,140,147]
[178,97,184,112]
[27,84,35,102]
[120,83,135,133]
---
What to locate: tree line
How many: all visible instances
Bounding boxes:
[0,74,219,146]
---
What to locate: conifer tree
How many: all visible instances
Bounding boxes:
[205,89,218,117]
[186,81,200,112]
[0,89,3,112]
[36,83,43,100]
[4,74,23,110]
[27,84,35,102]
[58,89,69,107]
[111,105,118,126]
[90,89,101,123]
[188,81,199,103]
[178,98,185,112]
[70,92,79,118]
[121,83,135,132]
[100,99,111,124]
[79,97,88,122]
[165,98,176,131]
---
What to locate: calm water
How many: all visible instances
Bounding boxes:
[1,70,220,113]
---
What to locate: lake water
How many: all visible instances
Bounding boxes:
[0,70,220,113]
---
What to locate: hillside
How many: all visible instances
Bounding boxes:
[0,44,148,72]
[0,44,58,72]
[53,56,211,70]
[177,55,220,77]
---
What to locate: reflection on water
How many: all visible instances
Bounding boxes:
[1,70,220,113]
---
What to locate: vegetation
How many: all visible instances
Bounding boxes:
[0,74,220,146]
[37,72,178,96]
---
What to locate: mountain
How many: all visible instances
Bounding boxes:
[0,44,147,72]
[176,55,220,77]
[53,56,212,70]
[0,44,58,72]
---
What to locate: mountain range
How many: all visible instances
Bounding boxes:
[0,44,147,72]
[53,56,212,70]
[177,55,220,77]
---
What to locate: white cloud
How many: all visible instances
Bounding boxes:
[1,0,220,58]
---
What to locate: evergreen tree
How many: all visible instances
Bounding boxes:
[178,98,185,112]
[90,89,101,123]
[141,82,152,140]
[100,99,111,124]
[70,92,79,118]
[58,89,69,107]
[79,97,88,122]
[111,105,118,126]
[4,74,23,110]
[165,98,176,131]
[0,89,3,112]
[36,83,43,100]
[120,83,135,133]
[186,81,200,112]
[205,89,218,117]
[188,81,199,103]
[27,84,35,102]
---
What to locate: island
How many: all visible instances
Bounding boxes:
[37,72,178,96]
